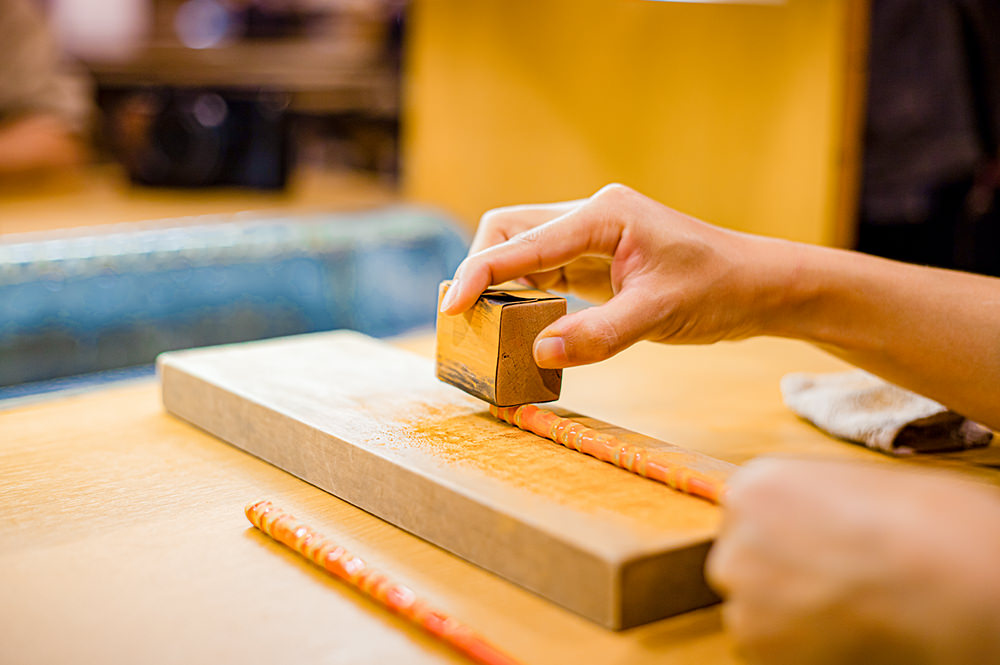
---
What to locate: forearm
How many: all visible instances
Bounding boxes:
[0,114,86,175]
[763,240,1000,429]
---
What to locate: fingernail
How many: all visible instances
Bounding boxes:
[439,282,460,313]
[534,336,567,368]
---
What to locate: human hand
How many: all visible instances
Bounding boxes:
[439,184,802,368]
[464,197,616,306]
[706,458,1000,665]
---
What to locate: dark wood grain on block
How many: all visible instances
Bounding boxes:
[436,281,566,407]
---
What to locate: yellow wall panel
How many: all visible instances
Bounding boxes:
[402,0,853,245]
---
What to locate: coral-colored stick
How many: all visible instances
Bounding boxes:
[491,404,726,504]
[245,500,522,665]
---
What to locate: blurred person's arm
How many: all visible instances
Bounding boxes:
[0,0,92,175]
[0,114,86,175]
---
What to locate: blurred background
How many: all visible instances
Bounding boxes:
[1,0,997,399]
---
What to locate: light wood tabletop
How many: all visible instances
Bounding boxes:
[0,165,397,236]
[5,330,932,665]
[4,167,999,664]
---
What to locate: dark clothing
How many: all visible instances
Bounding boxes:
[857,174,1000,270]
[858,0,1000,275]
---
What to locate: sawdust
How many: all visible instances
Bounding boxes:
[384,401,722,533]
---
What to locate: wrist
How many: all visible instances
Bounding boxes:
[751,239,888,353]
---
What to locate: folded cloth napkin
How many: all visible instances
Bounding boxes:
[780,370,993,455]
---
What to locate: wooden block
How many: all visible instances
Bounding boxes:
[435,281,566,406]
[158,331,735,629]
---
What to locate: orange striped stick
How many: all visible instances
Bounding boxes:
[245,500,522,665]
[490,404,726,504]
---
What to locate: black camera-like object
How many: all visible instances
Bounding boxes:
[118,88,291,190]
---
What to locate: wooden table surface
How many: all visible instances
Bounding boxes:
[0,165,397,235]
[4,168,998,663]
[5,329,911,665]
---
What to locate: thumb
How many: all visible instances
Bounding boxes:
[533,290,651,368]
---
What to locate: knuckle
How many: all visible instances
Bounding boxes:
[592,182,636,204]
[577,312,622,361]
[508,229,550,275]
[455,256,485,285]
[478,203,527,231]
[514,225,545,245]
[477,208,504,231]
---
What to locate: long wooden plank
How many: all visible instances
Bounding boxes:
[158,331,735,628]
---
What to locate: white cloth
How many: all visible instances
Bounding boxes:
[781,370,993,455]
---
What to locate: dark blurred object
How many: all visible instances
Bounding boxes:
[171,0,384,46]
[857,0,1000,276]
[81,1,404,183]
[113,87,291,189]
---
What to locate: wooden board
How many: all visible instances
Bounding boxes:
[158,331,735,629]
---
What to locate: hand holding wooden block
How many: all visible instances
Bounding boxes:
[435,281,567,406]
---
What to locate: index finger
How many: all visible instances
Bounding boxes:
[440,198,623,314]
[469,199,584,255]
